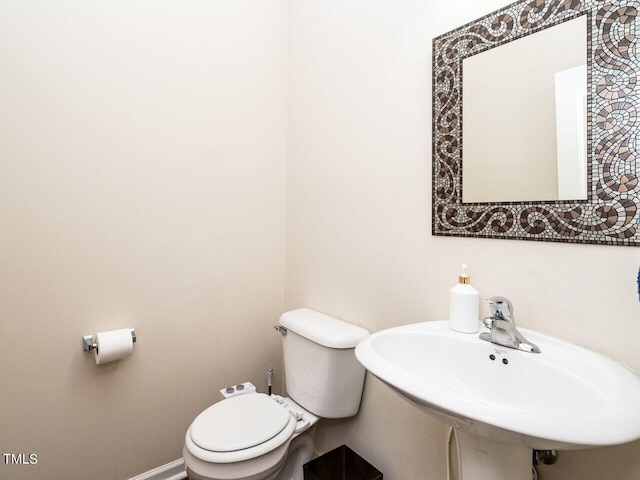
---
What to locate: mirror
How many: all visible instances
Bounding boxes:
[432,0,639,245]
[462,15,587,203]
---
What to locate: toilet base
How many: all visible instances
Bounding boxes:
[274,427,315,480]
[184,426,316,480]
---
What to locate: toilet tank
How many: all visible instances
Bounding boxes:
[278,308,370,418]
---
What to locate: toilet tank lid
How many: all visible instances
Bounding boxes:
[279,308,370,348]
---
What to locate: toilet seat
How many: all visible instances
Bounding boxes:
[186,393,297,464]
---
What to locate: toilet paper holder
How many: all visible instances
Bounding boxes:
[83,328,136,352]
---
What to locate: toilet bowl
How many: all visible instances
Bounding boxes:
[183,394,318,480]
[183,308,370,480]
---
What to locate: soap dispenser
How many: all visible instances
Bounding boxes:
[449,264,480,333]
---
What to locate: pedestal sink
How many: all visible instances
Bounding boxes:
[355,321,640,480]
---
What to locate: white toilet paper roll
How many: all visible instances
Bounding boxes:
[94,328,134,365]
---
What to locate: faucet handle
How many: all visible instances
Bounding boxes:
[486,296,514,320]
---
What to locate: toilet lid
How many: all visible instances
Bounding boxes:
[189,393,292,453]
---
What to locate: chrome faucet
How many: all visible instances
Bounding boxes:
[479,296,541,353]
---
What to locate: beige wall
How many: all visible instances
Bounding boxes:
[0,1,288,479]
[287,1,640,480]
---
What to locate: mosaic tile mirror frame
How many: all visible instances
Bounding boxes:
[432,0,639,245]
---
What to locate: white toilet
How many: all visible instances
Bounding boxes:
[182,308,370,480]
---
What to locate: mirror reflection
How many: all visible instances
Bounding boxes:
[462,15,587,203]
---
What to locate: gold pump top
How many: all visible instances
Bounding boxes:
[458,264,470,284]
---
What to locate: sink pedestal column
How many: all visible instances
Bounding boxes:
[455,430,532,480]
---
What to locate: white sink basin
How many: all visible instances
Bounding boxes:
[355,320,640,450]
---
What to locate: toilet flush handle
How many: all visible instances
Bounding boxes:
[273,325,288,336]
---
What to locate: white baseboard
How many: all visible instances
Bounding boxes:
[128,458,185,480]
